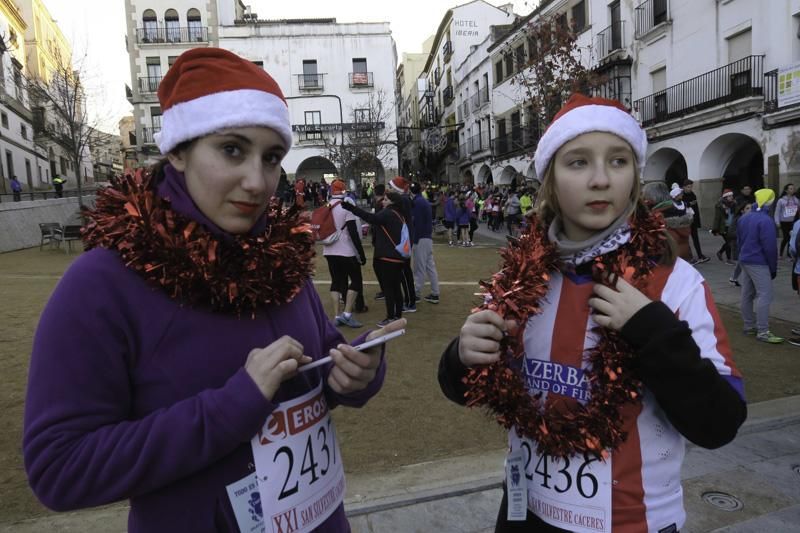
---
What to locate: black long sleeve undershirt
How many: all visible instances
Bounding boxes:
[437,302,746,450]
[344,219,365,263]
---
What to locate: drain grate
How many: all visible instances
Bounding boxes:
[702,491,743,511]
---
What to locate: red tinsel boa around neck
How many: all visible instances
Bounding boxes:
[81,170,316,316]
[464,206,668,460]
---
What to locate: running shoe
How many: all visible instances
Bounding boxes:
[756,331,784,344]
[788,337,800,347]
[338,315,363,328]
[403,304,417,313]
[424,294,440,304]
[374,292,385,300]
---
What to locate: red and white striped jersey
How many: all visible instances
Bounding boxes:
[512,258,742,533]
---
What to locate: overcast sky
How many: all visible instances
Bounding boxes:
[45,0,535,134]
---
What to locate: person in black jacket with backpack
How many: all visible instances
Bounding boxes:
[341,191,409,327]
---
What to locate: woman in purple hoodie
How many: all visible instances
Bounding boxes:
[23,48,403,533]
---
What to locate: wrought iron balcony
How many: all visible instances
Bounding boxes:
[434,67,441,85]
[349,72,373,88]
[596,21,626,59]
[492,126,540,158]
[136,26,209,44]
[471,92,481,109]
[443,86,454,106]
[297,73,325,91]
[633,55,765,127]
[141,126,161,145]
[634,0,669,38]
[469,133,489,154]
[138,76,162,94]
[461,100,470,118]
[443,41,453,62]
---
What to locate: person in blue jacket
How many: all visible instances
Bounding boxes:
[737,188,783,343]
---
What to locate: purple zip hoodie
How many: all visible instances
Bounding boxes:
[23,169,386,532]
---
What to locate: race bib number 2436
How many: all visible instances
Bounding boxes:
[509,429,612,533]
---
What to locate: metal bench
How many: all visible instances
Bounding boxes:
[39,222,62,250]
[53,225,83,253]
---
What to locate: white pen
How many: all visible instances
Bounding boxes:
[298,329,406,373]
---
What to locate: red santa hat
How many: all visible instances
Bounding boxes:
[533,93,647,180]
[155,48,292,154]
[721,189,734,198]
[388,176,409,193]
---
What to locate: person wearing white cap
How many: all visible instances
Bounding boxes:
[439,94,746,532]
[23,47,403,532]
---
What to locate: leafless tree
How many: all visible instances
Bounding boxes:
[508,13,607,128]
[27,51,102,207]
[324,89,396,184]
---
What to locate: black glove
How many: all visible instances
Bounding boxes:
[340,201,355,211]
[771,271,777,280]
[359,255,367,266]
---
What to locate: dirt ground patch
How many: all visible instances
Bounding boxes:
[1,236,798,524]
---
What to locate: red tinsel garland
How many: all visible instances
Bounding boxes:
[464,206,668,460]
[81,170,316,316]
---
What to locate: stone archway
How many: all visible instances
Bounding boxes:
[477,164,493,185]
[498,165,517,186]
[643,147,688,187]
[344,156,386,186]
[296,156,338,184]
[699,133,764,192]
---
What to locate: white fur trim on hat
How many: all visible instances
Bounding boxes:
[155,89,292,154]
[533,104,647,180]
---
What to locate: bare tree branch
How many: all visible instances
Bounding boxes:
[323,89,395,183]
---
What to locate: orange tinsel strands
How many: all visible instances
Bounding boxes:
[81,170,316,317]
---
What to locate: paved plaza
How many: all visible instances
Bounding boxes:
[2,229,798,532]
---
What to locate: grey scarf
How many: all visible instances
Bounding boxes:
[548,203,636,266]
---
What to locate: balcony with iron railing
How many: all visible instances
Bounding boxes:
[462,100,470,118]
[434,67,442,85]
[634,55,765,127]
[469,133,490,154]
[141,126,161,145]
[492,126,540,158]
[443,41,453,63]
[443,86,454,106]
[136,26,209,44]
[297,73,326,91]
[634,0,669,38]
[349,72,374,88]
[458,142,468,160]
[138,76,162,94]
[596,21,626,60]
